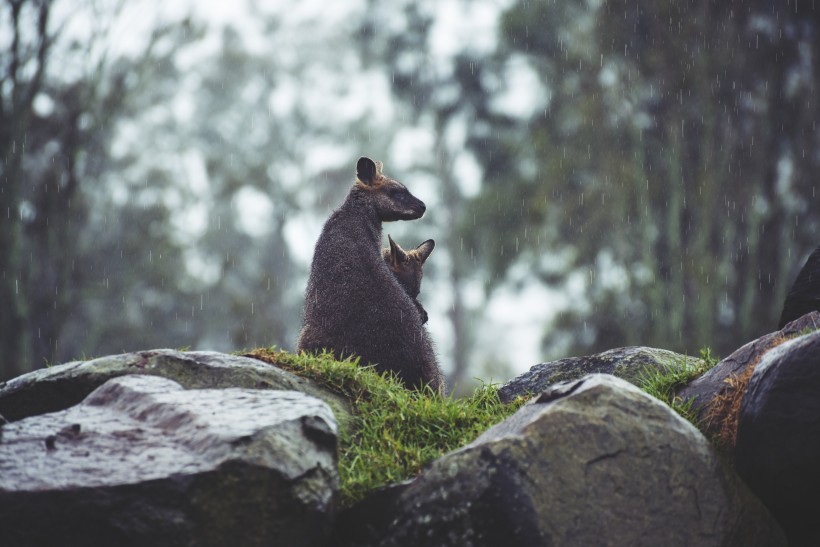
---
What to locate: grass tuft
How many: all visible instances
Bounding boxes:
[638,347,718,425]
[246,347,525,507]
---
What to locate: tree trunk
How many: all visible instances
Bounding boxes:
[433,126,471,393]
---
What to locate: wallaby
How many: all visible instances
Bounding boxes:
[383,235,434,325]
[297,157,444,393]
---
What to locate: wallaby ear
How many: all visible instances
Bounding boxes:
[415,239,435,263]
[356,157,377,185]
[387,234,407,267]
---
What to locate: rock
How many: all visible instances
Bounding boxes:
[346,374,784,547]
[0,349,351,427]
[0,375,338,547]
[734,328,820,546]
[498,346,700,403]
[779,245,820,328]
[334,481,412,546]
[677,311,820,454]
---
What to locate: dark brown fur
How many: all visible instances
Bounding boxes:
[296,157,444,393]
[382,235,434,324]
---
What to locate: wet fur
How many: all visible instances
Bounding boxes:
[383,235,434,325]
[297,157,444,392]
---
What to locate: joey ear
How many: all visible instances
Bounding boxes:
[415,239,435,263]
[356,157,377,185]
[387,234,407,267]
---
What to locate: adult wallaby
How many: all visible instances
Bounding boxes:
[383,235,434,325]
[297,157,444,393]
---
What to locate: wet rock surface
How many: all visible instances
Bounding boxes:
[498,346,700,403]
[0,375,339,547]
[677,312,820,453]
[0,349,351,426]
[734,328,820,546]
[3,343,813,546]
[344,374,785,547]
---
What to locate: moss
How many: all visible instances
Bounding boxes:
[791,324,820,339]
[246,348,526,508]
[544,370,575,384]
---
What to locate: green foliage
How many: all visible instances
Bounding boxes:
[249,348,525,507]
[698,347,720,370]
[468,0,820,360]
[638,347,718,425]
[0,4,211,379]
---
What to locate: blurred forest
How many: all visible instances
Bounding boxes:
[1,0,818,389]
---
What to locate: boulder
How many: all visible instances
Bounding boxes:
[0,349,351,427]
[0,375,339,547]
[677,311,820,453]
[734,328,820,546]
[343,374,785,546]
[779,245,820,328]
[498,346,700,403]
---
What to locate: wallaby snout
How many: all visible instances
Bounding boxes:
[406,195,426,218]
[385,192,426,222]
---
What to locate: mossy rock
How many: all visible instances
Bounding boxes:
[499,346,703,403]
[341,374,785,546]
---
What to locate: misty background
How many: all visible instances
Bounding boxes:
[2,0,818,392]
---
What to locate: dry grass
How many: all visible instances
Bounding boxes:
[704,334,784,455]
[705,366,755,454]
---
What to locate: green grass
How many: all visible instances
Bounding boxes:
[246,348,526,507]
[246,346,723,506]
[637,347,719,425]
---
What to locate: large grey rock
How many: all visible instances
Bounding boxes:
[677,311,820,451]
[498,346,700,403]
[735,328,820,546]
[0,349,351,427]
[0,375,338,547]
[349,375,785,547]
